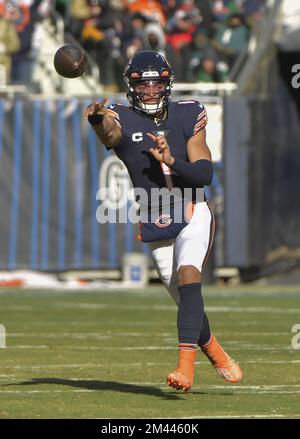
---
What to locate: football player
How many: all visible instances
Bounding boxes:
[84,50,242,392]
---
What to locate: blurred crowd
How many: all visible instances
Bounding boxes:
[0,0,267,90]
[0,0,52,86]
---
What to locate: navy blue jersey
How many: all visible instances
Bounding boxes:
[108,100,208,202]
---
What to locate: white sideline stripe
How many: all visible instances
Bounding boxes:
[0,363,148,370]
[30,321,173,326]
[7,331,292,338]
[225,332,291,336]
[56,303,107,310]
[1,359,300,371]
[57,303,177,311]
[8,332,174,338]
[0,392,298,395]
[238,360,300,364]
[9,345,48,349]
[206,306,300,314]
[1,387,300,395]
[3,306,33,310]
[2,383,300,389]
[55,303,300,314]
[113,345,295,351]
[202,348,295,351]
[2,379,300,390]
[0,390,96,394]
[5,345,299,351]
[1,288,299,297]
[7,346,177,351]
[199,384,300,389]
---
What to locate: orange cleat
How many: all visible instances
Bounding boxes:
[201,335,243,383]
[167,347,197,392]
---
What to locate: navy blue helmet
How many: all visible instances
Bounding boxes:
[123,50,175,115]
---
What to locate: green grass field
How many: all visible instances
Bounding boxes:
[0,285,300,419]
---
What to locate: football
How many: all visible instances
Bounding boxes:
[53,45,88,78]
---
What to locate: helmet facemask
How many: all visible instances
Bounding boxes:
[125,78,172,115]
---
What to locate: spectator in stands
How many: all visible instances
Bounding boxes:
[119,12,148,77]
[125,0,166,26]
[239,0,266,27]
[142,21,166,53]
[193,55,224,82]
[210,0,240,23]
[6,0,45,88]
[165,2,201,81]
[193,0,215,37]
[55,0,69,20]
[61,0,266,90]
[211,12,249,69]
[125,11,149,44]
[186,28,217,76]
[0,1,20,84]
[80,0,122,91]
[68,0,93,39]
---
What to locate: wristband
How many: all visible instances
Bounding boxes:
[88,113,104,125]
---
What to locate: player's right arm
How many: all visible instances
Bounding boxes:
[84,98,122,149]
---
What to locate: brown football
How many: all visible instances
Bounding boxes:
[53,45,87,78]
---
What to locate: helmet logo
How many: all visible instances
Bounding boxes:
[131,72,140,78]
[161,70,170,77]
[142,71,159,77]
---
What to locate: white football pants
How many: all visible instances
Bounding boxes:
[147,201,215,304]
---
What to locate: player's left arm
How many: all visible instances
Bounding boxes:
[171,129,213,186]
[186,128,212,163]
